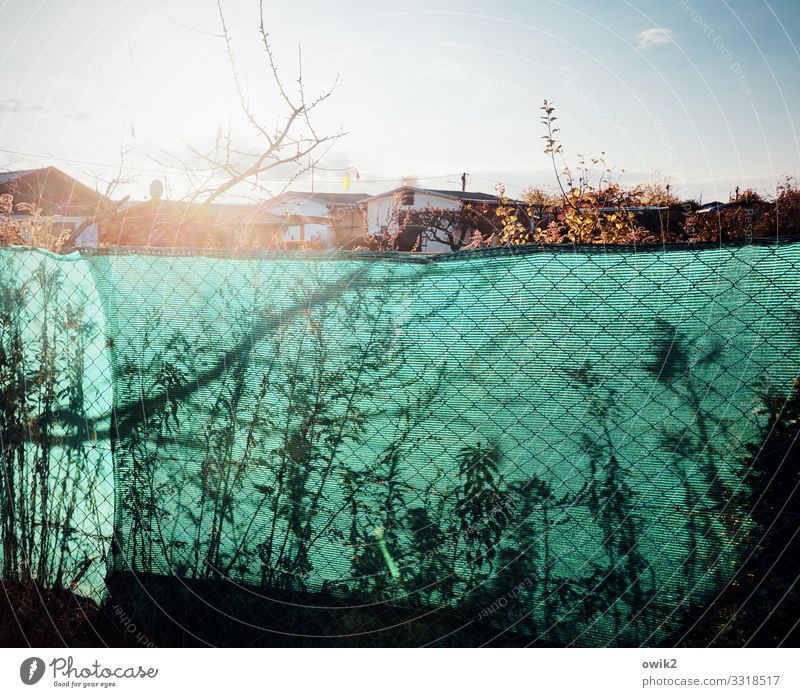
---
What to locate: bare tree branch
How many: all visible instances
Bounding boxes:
[175,1,345,213]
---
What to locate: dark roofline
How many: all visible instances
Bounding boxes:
[360,186,506,204]
[269,190,369,205]
[0,166,110,204]
[696,199,768,214]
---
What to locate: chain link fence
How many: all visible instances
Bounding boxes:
[2,240,799,646]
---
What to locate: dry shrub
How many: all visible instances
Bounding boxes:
[0,194,69,251]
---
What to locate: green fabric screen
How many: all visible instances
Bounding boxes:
[0,248,113,599]
[2,242,800,646]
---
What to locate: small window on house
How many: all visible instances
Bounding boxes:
[401,188,415,206]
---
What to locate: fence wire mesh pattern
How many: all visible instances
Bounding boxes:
[2,241,800,646]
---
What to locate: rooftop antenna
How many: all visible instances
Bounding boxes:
[149,179,164,201]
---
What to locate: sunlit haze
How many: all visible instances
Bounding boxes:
[1,0,799,202]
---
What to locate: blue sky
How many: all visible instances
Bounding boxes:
[0,0,798,201]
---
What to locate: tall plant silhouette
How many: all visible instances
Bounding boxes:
[671,377,800,646]
[398,440,518,610]
[344,375,447,598]
[0,255,108,591]
[646,320,741,604]
[732,378,800,645]
[248,283,417,590]
[480,475,559,640]
[451,441,512,592]
[109,269,449,591]
[113,314,202,574]
[562,365,652,642]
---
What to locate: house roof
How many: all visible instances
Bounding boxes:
[117,199,285,226]
[363,187,506,204]
[115,191,364,237]
[0,166,109,215]
[427,188,505,203]
[266,191,369,206]
[106,198,289,248]
[695,199,765,214]
[582,206,668,212]
[0,168,43,184]
[256,191,368,223]
[695,201,726,213]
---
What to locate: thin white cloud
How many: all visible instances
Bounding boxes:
[69,111,94,125]
[0,98,51,115]
[636,27,673,49]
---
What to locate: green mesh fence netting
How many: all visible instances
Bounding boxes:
[2,241,800,646]
[0,248,113,599]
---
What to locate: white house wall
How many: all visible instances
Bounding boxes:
[264,196,336,246]
[285,223,333,245]
[366,193,469,253]
[264,196,330,219]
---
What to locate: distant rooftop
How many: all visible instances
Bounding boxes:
[268,191,369,205]
[0,166,109,215]
[365,186,508,204]
[117,198,285,225]
[0,168,43,184]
